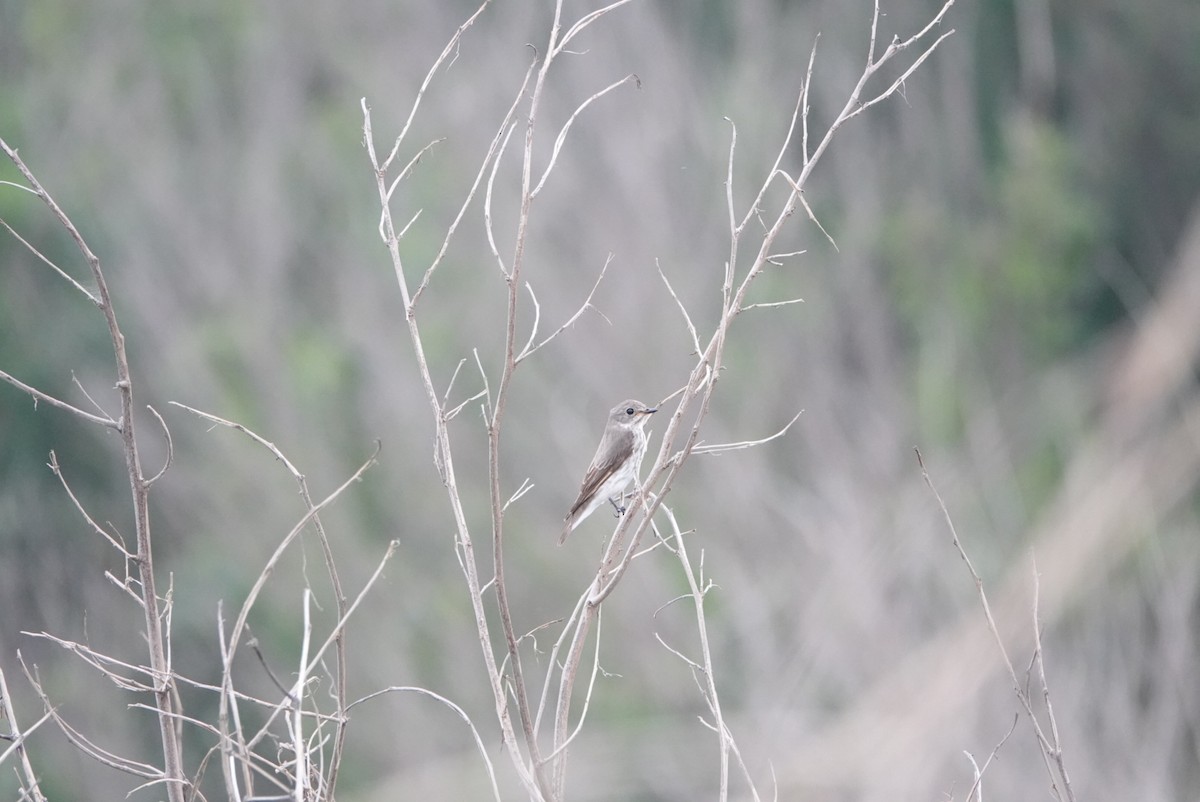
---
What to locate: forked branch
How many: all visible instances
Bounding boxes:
[1,137,187,802]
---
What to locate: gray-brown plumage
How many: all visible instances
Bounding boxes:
[560,399,657,544]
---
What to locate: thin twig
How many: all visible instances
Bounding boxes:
[2,137,188,800]
[48,450,133,558]
[347,687,502,802]
[0,663,49,801]
[0,369,119,429]
[658,260,702,356]
[168,399,355,794]
[0,215,99,304]
[553,0,637,57]
[379,0,494,172]
[483,121,519,279]
[962,714,1019,802]
[741,297,805,311]
[531,74,640,198]
[19,656,162,780]
[144,405,174,487]
[411,58,537,310]
[516,254,613,363]
[690,410,803,456]
[916,448,1075,802]
[801,36,819,166]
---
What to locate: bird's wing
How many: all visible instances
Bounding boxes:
[566,427,634,519]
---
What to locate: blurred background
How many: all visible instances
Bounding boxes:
[2,0,1199,799]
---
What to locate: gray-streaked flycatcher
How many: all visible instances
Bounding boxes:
[560,399,658,545]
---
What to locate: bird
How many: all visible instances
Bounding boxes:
[560,399,657,545]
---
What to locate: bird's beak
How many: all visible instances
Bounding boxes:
[645,407,658,415]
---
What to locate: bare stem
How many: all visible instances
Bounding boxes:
[1,137,187,802]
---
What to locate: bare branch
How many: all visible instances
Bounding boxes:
[23,631,157,692]
[71,372,112,421]
[347,687,502,802]
[384,138,445,208]
[660,504,753,801]
[380,0,494,171]
[962,714,1019,802]
[411,58,538,310]
[19,655,162,780]
[518,281,542,361]
[471,347,492,419]
[738,85,804,236]
[225,538,398,797]
[503,477,535,511]
[691,410,803,456]
[446,388,488,422]
[0,664,49,801]
[395,207,423,241]
[441,357,468,408]
[776,170,837,252]
[48,451,132,558]
[916,448,1076,802]
[741,297,806,312]
[168,402,302,477]
[0,369,119,429]
[484,121,520,278]
[143,405,174,487]
[539,607,604,766]
[801,36,819,166]
[867,0,882,64]
[289,589,314,802]
[847,29,956,121]
[2,137,188,800]
[654,631,703,674]
[167,398,357,792]
[1031,557,1075,801]
[724,117,738,239]
[516,253,613,363]
[532,73,640,199]
[886,0,956,54]
[554,0,638,57]
[659,260,702,356]
[219,450,378,680]
[0,215,98,305]
[799,187,838,252]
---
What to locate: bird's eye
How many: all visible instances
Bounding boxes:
[626,407,635,415]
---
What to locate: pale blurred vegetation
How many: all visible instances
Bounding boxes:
[2,0,1199,799]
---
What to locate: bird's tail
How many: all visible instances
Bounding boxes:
[558,518,574,546]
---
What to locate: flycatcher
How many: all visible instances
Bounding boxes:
[560,399,658,544]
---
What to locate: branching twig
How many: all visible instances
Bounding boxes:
[411,58,537,310]
[2,137,187,802]
[213,449,378,798]
[516,254,613,363]
[169,400,356,797]
[19,655,163,780]
[360,2,955,798]
[916,448,1076,802]
[0,369,119,429]
[0,663,49,801]
[961,714,1019,802]
[363,52,541,797]
[552,0,637,58]
[550,9,955,795]
[379,0,494,173]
